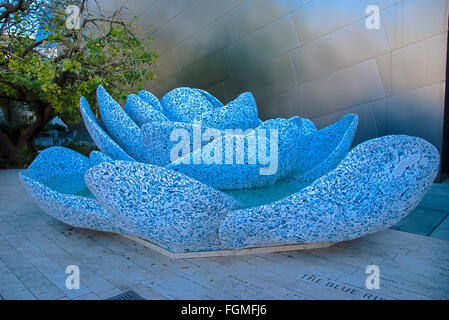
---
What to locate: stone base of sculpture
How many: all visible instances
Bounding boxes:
[119,234,334,259]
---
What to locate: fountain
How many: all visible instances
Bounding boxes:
[19,86,440,258]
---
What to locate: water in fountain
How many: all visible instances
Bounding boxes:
[41,174,313,209]
[221,178,312,209]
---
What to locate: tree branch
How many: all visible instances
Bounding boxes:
[0,0,28,21]
[17,102,54,150]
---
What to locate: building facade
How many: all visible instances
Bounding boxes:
[100,0,449,174]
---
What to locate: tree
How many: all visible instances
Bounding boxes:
[0,0,158,158]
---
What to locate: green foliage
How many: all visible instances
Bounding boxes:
[0,0,158,121]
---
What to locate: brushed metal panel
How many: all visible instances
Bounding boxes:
[370,98,388,135]
[225,0,311,43]
[139,0,197,32]
[291,19,390,85]
[311,102,379,146]
[375,53,393,96]
[121,0,158,18]
[224,54,297,101]
[206,82,229,103]
[148,77,177,99]
[390,32,447,96]
[174,18,233,69]
[121,0,447,163]
[257,85,301,120]
[225,15,300,75]
[177,51,230,89]
[174,0,245,40]
[383,82,445,151]
[298,60,386,118]
[382,0,448,50]
[151,19,184,53]
[292,0,395,44]
[86,0,123,17]
[153,48,180,84]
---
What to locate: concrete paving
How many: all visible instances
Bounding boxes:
[390,179,449,240]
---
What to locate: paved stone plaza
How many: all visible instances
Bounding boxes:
[1,169,448,300]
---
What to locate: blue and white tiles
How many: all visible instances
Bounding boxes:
[219,135,440,248]
[20,86,441,253]
[79,97,135,162]
[85,161,241,252]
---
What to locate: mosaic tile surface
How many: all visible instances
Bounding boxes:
[193,92,261,130]
[79,97,134,162]
[21,134,440,253]
[167,117,302,189]
[160,87,215,122]
[300,118,317,135]
[20,86,441,254]
[295,114,358,181]
[89,151,113,166]
[97,86,151,163]
[137,90,163,112]
[141,120,214,167]
[219,135,440,248]
[19,147,123,233]
[168,115,356,189]
[124,94,169,127]
[194,88,224,108]
[84,161,241,252]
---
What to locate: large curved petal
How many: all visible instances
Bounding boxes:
[168,117,309,189]
[219,135,440,249]
[194,92,260,130]
[294,114,358,181]
[89,151,113,166]
[137,90,163,112]
[300,118,317,135]
[160,87,214,122]
[27,146,92,180]
[194,88,223,108]
[80,97,135,161]
[124,94,169,127]
[19,147,123,233]
[84,161,241,253]
[141,120,212,167]
[97,86,151,163]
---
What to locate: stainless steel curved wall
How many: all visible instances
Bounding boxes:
[105,0,448,152]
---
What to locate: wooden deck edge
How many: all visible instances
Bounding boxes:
[118,234,335,259]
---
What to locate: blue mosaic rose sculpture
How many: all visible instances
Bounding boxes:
[20,86,440,253]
